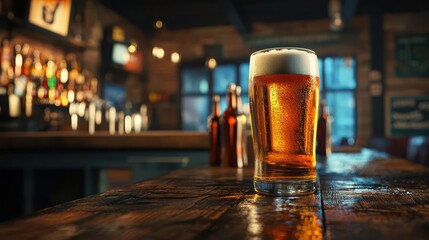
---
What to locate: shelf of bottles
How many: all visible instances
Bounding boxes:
[0,38,149,134]
[0,38,95,114]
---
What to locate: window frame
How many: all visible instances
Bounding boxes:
[319,55,358,146]
[179,58,249,130]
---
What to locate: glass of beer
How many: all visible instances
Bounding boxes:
[249,47,319,196]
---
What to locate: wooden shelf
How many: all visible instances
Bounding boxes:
[0,15,93,52]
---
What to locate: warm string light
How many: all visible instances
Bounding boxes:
[152,46,165,59]
[128,44,136,53]
[207,58,217,69]
[152,20,181,64]
[154,20,164,30]
[152,46,182,64]
[128,40,138,53]
[329,0,343,31]
[171,52,180,63]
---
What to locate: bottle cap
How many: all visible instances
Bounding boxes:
[213,95,220,102]
[227,83,236,93]
[236,86,242,96]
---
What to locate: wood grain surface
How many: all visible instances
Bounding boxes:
[318,150,429,240]
[0,149,428,239]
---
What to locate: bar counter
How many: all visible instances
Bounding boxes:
[0,131,209,150]
[1,149,429,239]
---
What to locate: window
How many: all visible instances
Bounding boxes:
[181,61,249,131]
[181,67,210,131]
[180,57,357,147]
[320,57,356,146]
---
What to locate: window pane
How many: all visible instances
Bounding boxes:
[324,57,356,90]
[326,91,355,146]
[181,67,209,94]
[213,64,237,94]
[242,94,249,105]
[239,63,249,93]
[181,96,209,131]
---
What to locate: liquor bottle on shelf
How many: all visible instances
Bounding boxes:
[37,54,49,101]
[45,59,57,104]
[88,100,96,135]
[22,43,34,117]
[21,43,31,77]
[108,105,116,135]
[118,111,125,135]
[13,44,27,101]
[0,38,12,94]
[221,83,243,168]
[316,99,332,156]
[66,55,76,104]
[235,86,248,167]
[140,104,149,131]
[13,43,22,77]
[31,50,43,81]
[31,50,44,101]
[74,61,85,103]
[81,69,91,102]
[9,43,26,117]
[57,59,69,106]
[7,78,20,117]
[208,95,221,166]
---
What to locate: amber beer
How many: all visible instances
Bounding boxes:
[249,47,319,195]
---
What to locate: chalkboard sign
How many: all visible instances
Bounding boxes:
[395,34,429,77]
[389,96,429,136]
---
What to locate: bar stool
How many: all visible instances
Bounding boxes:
[407,136,429,167]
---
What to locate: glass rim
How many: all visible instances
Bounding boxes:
[251,47,316,56]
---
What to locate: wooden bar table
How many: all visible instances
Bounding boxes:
[0,149,428,239]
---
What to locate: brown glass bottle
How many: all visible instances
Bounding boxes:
[235,86,248,167]
[316,99,332,156]
[221,84,243,168]
[208,95,221,166]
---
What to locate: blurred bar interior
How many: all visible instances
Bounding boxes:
[1,0,429,221]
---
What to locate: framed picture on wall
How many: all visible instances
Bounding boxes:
[386,94,429,136]
[28,0,73,37]
[395,34,429,77]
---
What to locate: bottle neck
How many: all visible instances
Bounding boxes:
[213,100,220,116]
[320,101,328,118]
[322,105,329,117]
[236,94,242,111]
[227,91,236,109]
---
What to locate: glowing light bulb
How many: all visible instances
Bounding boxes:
[155,20,164,29]
[171,52,181,63]
[207,58,217,69]
[128,44,137,53]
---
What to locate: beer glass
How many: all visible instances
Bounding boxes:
[249,47,319,196]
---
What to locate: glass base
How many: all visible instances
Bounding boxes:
[254,179,316,196]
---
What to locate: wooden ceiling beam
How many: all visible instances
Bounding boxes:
[219,0,251,35]
[342,0,359,20]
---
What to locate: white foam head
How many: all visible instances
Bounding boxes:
[249,48,319,77]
